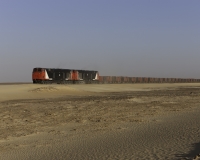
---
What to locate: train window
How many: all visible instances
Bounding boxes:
[38,68,42,72]
[33,68,37,72]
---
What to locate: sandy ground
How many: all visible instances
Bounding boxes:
[0,83,200,160]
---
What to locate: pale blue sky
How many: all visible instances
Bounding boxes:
[0,0,200,82]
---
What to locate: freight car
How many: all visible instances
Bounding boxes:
[98,76,200,83]
[32,68,99,84]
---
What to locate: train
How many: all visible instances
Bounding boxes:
[32,67,200,84]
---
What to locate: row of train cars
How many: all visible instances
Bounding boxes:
[32,67,200,84]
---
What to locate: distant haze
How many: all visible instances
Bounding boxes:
[0,0,200,82]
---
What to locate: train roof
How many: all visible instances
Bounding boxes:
[33,67,98,72]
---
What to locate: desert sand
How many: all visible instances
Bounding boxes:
[0,83,200,160]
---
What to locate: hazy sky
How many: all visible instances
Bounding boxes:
[0,0,200,82]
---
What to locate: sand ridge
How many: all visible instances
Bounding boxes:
[29,86,59,92]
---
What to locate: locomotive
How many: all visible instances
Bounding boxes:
[32,68,99,84]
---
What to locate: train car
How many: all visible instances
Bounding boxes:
[32,67,99,84]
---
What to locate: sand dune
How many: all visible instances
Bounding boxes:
[0,83,200,159]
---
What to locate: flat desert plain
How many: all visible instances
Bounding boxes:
[0,83,200,160]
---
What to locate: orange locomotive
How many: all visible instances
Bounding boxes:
[32,68,99,84]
